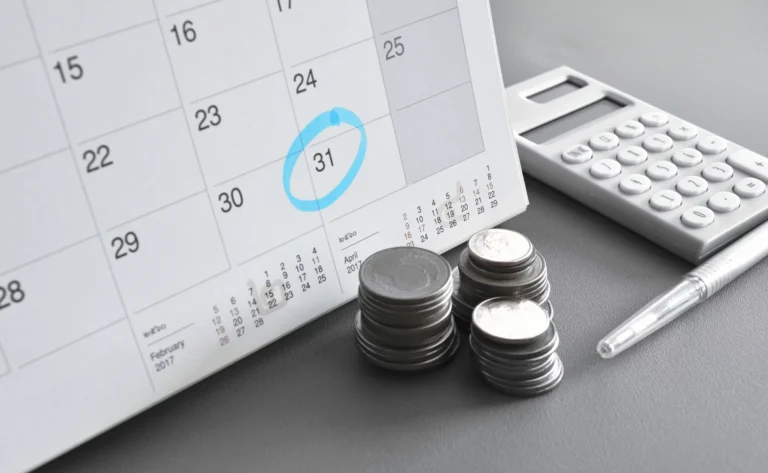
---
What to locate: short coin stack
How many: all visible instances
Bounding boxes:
[355,247,460,372]
[452,229,552,331]
[470,298,563,396]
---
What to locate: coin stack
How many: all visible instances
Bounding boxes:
[470,298,564,396]
[355,247,460,372]
[452,229,553,332]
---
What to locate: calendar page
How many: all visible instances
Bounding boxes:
[0,1,527,471]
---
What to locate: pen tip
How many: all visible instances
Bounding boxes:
[597,341,615,359]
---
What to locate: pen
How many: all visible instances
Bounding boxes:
[597,218,768,358]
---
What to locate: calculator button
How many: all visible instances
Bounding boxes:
[726,149,768,181]
[619,174,651,195]
[615,120,645,138]
[617,146,648,165]
[561,144,593,164]
[676,176,709,196]
[681,206,715,228]
[667,123,699,141]
[589,132,620,151]
[671,148,703,167]
[707,191,741,213]
[642,134,674,153]
[646,161,678,181]
[650,190,683,211]
[590,159,622,179]
[702,162,733,182]
[697,136,728,155]
[733,177,766,198]
[640,112,669,127]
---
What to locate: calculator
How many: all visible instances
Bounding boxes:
[505,66,768,263]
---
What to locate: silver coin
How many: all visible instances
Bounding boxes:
[358,326,461,372]
[359,288,452,328]
[470,329,559,362]
[359,247,452,306]
[468,229,534,270]
[472,298,551,345]
[481,356,564,397]
[359,309,452,347]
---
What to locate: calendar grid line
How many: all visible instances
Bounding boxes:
[166,0,225,18]
[213,153,292,188]
[329,184,406,224]
[238,225,323,267]
[135,268,229,315]
[21,0,156,392]
[0,234,98,278]
[0,55,38,72]
[0,341,10,377]
[49,18,159,54]
[265,1,344,293]
[341,231,379,252]
[396,79,471,112]
[378,6,458,36]
[0,146,69,176]
[18,317,127,369]
[307,113,390,149]
[77,106,182,145]
[291,36,373,68]
[454,5,485,151]
[364,0,408,198]
[147,323,195,347]
[190,69,283,105]
[150,0,232,270]
[105,190,207,232]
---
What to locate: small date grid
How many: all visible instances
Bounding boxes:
[0,0,483,386]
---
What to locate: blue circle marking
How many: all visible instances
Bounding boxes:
[282,107,367,212]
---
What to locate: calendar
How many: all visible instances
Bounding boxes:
[0,1,527,471]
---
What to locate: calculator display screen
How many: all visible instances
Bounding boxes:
[521,97,625,144]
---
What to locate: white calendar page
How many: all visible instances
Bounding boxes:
[0,1,527,471]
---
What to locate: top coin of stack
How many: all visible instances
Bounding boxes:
[459,229,551,306]
[354,247,459,372]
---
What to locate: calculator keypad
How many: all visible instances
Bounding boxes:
[682,206,715,228]
[559,108,767,239]
[702,162,733,182]
[733,178,766,198]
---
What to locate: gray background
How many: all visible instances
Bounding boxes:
[39,1,768,472]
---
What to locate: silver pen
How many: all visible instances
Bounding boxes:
[598,219,768,358]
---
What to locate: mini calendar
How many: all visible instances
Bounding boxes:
[0,1,527,471]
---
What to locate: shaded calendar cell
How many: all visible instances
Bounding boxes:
[0,151,96,275]
[192,72,297,186]
[0,319,152,473]
[269,0,372,66]
[393,82,483,184]
[161,0,282,101]
[49,23,179,143]
[76,110,205,230]
[0,239,125,367]
[0,0,38,67]
[290,40,389,138]
[27,0,155,52]
[215,157,323,265]
[0,60,67,173]
[366,0,456,34]
[375,8,470,111]
[106,193,229,313]
[305,116,405,222]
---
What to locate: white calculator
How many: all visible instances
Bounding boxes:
[505,66,768,263]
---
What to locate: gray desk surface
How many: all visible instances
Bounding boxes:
[40,2,768,472]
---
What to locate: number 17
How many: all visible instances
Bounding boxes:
[277,0,292,11]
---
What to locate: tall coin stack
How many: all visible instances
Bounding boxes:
[452,229,553,332]
[470,298,564,396]
[355,247,460,372]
